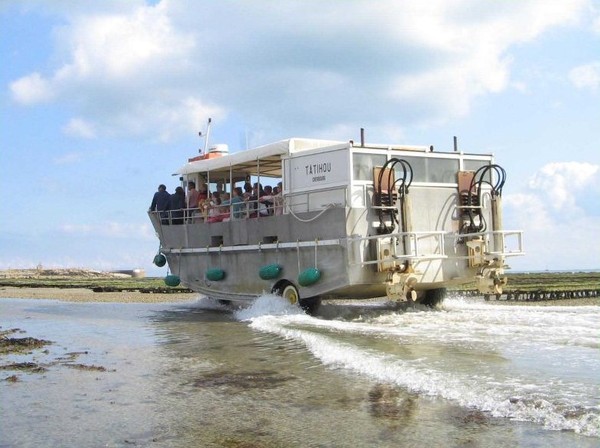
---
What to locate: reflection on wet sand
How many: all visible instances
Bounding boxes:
[1,298,598,447]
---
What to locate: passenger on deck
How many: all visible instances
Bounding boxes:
[261,185,274,215]
[220,192,231,221]
[186,181,200,221]
[198,181,208,202]
[149,184,170,224]
[243,182,253,200]
[206,191,224,223]
[250,182,269,217]
[230,187,245,219]
[168,186,186,225]
[198,197,210,220]
[273,181,283,215]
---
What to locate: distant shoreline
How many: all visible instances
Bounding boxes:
[0,268,598,306]
[1,286,598,307]
[0,286,198,303]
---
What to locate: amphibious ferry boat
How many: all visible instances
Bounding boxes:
[148,130,524,309]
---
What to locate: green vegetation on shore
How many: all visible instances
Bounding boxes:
[0,269,598,294]
[504,271,600,291]
[0,274,193,294]
[449,271,600,293]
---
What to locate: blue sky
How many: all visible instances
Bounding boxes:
[1,0,599,276]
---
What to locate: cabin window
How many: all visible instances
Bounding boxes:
[353,153,387,181]
[211,236,224,247]
[401,156,458,183]
[463,159,491,183]
[463,159,490,171]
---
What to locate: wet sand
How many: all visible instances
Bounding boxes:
[485,296,600,307]
[1,286,598,306]
[2,294,599,446]
[0,286,197,303]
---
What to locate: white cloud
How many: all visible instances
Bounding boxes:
[8,0,591,141]
[527,161,599,211]
[10,72,55,105]
[593,12,600,34]
[569,62,600,92]
[63,118,96,139]
[54,5,196,81]
[504,161,600,270]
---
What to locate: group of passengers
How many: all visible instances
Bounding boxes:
[149,180,283,225]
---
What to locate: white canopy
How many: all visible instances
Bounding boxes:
[175,138,345,177]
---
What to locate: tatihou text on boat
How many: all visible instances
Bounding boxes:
[148,127,524,310]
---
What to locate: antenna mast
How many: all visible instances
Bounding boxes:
[198,118,212,153]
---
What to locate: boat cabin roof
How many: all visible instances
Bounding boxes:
[175,137,436,180]
[175,138,346,178]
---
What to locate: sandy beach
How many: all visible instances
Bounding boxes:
[0,286,198,303]
[0,286,598,306]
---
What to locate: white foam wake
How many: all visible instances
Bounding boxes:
[235,294,600,437]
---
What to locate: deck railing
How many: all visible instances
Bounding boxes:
[349,229,524,266]
[149,186,348,225]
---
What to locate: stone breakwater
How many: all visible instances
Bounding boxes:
[454,288,600,302]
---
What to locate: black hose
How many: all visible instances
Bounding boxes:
[375,158,413,234]
[465,164,506,233]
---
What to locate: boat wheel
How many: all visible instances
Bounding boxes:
[421,288,447,308]
[299,296,322,315]
[272,281,299,305]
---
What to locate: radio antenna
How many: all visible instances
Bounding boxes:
[198,118,212,153]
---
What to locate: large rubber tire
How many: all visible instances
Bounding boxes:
[272,281,299,305]
[299,297,322,315]
[421,288,447,308]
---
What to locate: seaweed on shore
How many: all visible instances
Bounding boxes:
[0,333,52,355]
[0,362,47,373]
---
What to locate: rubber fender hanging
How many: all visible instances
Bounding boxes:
[164,274,180,287]
[153,254,166,267]
[298,267,321,287]
[206,268,226,281]
[259,263,282,280]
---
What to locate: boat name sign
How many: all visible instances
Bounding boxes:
[288,148,348,189]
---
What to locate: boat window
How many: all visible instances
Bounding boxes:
[463,159,491,183]
[353,153,387,181]
[211,236,223,247]
[463,159,488,171]
[401,156,459,183]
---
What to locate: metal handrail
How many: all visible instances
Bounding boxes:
[348,229,524,266]
[284,185,348,212]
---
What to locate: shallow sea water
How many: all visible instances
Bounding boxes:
[1,296,598,447]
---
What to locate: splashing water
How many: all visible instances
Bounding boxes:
[234,294,305,321]
[235,295,600,437]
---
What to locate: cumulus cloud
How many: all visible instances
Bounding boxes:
[504,161,600,270]
[8,0,591,142]
[569,62,600,92]
[63,118,96,139]
[10,72,55,105]
[527,161,599,212]
[593,12,600,34]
